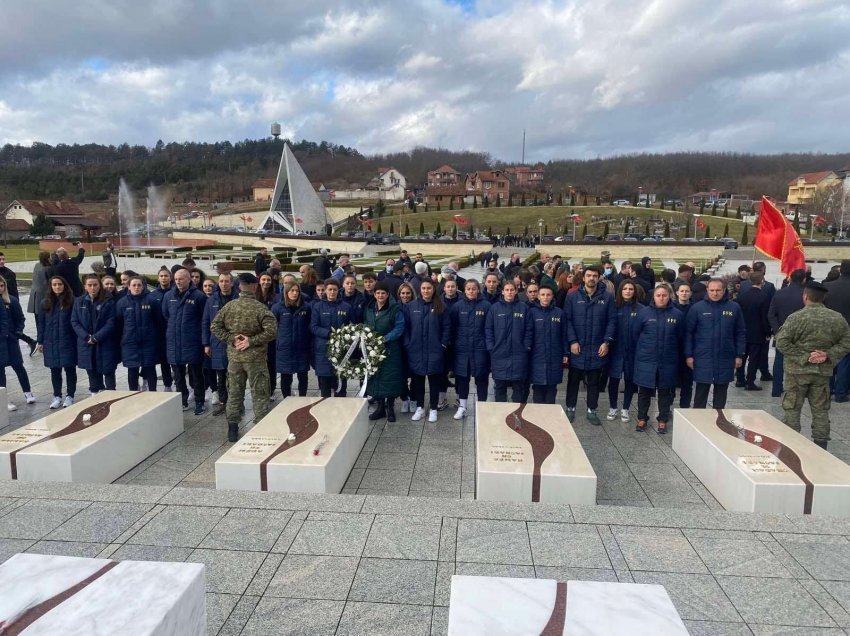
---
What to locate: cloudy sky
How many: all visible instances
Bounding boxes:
[1,0,848,161]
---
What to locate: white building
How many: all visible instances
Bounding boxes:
[331,167,407,201]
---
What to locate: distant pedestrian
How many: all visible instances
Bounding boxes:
[53,245,86,297]
[102,241,118,277]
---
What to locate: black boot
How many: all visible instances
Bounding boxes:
[386,399,396,422]
[227,423,239,443]
[369,399,387,420]
[813,439,828,450]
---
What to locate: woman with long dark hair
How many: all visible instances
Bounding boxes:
[149,266,174,391]
[606,280,644,423]
[71,274,118,395]
[450,279,490,419]
[673,282,694,408]
[310,278,351,397]
[257,272,279,400]
[396,282,417,411]
[273,282,311,398]
[528,285,567,403]
[363,281,405,421]
[37,276,77,408]
[485,280,532,403]
[403,278,449,422]
[0,276,33,409]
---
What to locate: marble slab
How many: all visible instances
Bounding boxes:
[0,390,182,483]
[0,387,7,431]
[215,396,369,493]
[475,403,597,504]
[672,408,850,516]
[0,553,205,634]
[448,575,687,635]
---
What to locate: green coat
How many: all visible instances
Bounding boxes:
[776,303,850,376]
[364,299,405,398]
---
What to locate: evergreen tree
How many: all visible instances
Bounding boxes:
[488,225,492,237]
[495,196,501,207]
[405,223,410,236]
[704,224,711,237]
[582,194,588,206]
[436,222,442,235]
[660,199,666,210]
[32,214,55,237]
[460,198,465,210]
[377,223,382,234]
[449,198,454,210]
[644,222,650,235]
[603,221,609,237]
[473,196,478,209]
[793,210,800,233]
[544,224,548,234]
[483,196,489,208]
[723,203,729,217]
[699,201,706,214]
[520,192,526,206]
[741,223,748,245]
[663,221,670,238]
[736,206,742,219]
[452,225,457,239]
[581,224,587,239]
[624,219,630,233]
[524,225,529,236]
[596,196,601,206]
[723,223,729,237]
[390,222,394,234]
[711,202,718,216]
[425,203,429,212]
[375,199,386,218]
[685,216,692,238]
[506,226,511,234]
[508,192,513,206]
[436,203,440,211]
[419,221,425,235]
[558,192,563,205]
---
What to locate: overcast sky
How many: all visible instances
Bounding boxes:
[1,0,848,162]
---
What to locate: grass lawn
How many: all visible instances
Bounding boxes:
[0,245,46,263]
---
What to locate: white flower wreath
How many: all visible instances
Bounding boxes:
[327,324,387,386]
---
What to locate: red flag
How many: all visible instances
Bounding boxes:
[696,219,706,229]
[815,215,827,225]
[755,196,806,275]
[571,214,582,223]
[246,216,253,223]
[453,214,468,225]
[295,217,303,224]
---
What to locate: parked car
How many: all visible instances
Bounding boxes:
[605,234,622,241]
[367,234,384,245]
[582,234,600,242]
[554,234,573,242]
[718,237,738,249]
[382,234,401,245]
[541,235,555,242]
[612,199,630,206]
[623,233,644,241]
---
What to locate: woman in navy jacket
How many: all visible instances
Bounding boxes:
[310,278,351,397]
[273,282,312,398]
[437,277,461,410]
[116,276,159,391]
[632,285,684,434]
[528,286,568,404]
[37,277,77,408]
[485,280,533,403]
[149,266,174,391]
[672,282,694,408]
[403,278,450,422]
[449,279,490,419]
[71,274,119,395]
[162,269,208,412]
[606,280,645,423]
[202,273,238,413]
[0,277,26,410]
[257,272,280,399]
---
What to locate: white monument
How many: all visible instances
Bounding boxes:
[448,575,688,635]
[0,387,8,430]
[258,142,333,235]
[0,391,182,483]
[0,553,205,635]
[215,396,369,493]
[673,408,850,516]
[475,403,596,504]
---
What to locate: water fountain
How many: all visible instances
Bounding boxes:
[145,184,172,248]
[117,178,135,246]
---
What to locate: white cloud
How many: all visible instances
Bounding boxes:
[0,0,848,160]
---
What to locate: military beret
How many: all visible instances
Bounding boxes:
[238,272,258,284]
[805,281,828,293]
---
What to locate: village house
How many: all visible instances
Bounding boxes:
[427,165,462,187]
[464,170,510,203]
[787,171,841,206]
[505,165,545,190]
[1,200,104,238]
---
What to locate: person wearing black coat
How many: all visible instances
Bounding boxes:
[825,260,850,402]
[673,265,706,303]
[37,276,78,408]
[528,286,568,404]
[672,282,695,407]
[71,275,119,394]
[312,249,333,281]
[272,283,312,399]
[0,278,33,410]
[116,278,159,391]
[640,256,656,288]
[606,280,644,422]
[52,246,86,297]
[450,280,491,419]
[768,268,806,397]
[163,268,208,414]
[735,271,772,390]
[632,286,684,434]
[254,248,269,275]
[149,267,174,391]
[485,281,533,403]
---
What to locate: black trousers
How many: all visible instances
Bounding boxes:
[50,366,77,397]
[160,362,173,388]
[281,372,309,398]
[637,385,675,423]
[86,369,116,393]
[410,373,442,410]
[172,363,204,405]
[566,367,602,410]
[267,344,277,394]
[693,382,729,408]
[318,375,338,398]
[204,368,218,392]
[455,374,489,401]
[532,384,557,404]
[493,379,528,403]
[128,366,157,391]
[607,376,636,410]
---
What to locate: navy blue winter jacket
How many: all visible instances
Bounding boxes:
[162,285,208,365]
[633,302,684,389]
[564,285,616,370]
[485,298,532,382]
[449,297,491,378]
[37,297,75,368]
[148,285,172,364]
[310,298,351,377]
[528,303,568,386]
[607,300,640,380]
[71,295,119,372]
[403,298,450,375]
[684,293,746,384]
[3,297,23,367]
[273,300,312,374]
[116,290,160,368]
[202,288,238,371]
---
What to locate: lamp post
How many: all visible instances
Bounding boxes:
[538,218,544,245]
[693,214,701,239]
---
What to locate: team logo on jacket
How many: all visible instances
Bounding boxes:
[666,318,677,324]
[722,310,734,317]
[514,312,524,319]
[475,310,486,316]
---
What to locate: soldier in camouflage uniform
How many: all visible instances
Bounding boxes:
[775,281,850,449]
[210,273,278,442]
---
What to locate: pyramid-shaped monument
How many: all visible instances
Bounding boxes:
[259,142,332,234]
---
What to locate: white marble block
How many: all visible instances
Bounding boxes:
[475,402,596,504]
[0,390,182,483]
[0,387,8,430]
[215,396,369,493]
[672,408,850,516]
[448,575,688,635]
[0,553,205,635]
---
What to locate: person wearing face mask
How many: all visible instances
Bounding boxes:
[71,274,119,395]
[632,285,684,434]
[149,266,175,391]
[601,261,617,282]
[528,286,568,404]
[672,282,694,407]
[450,280,491,419]
[378,259,396,282]
[116,275,160,392]
[606,280,644,423]
[486,281,532,403]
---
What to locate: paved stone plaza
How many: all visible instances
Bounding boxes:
[3,293,850,634]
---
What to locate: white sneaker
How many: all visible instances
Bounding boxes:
[188,389,194,402]
[211,392,220,406]
[453,406,467,420]
[24,392,35,404]
[606,407,617,421]
[411,407,425,421]
[400,400,410,413]
[7,403,16,412]
[63,396,74,408]
[50,396,62,409]
[428,409,438,423]
[620,408,630,422]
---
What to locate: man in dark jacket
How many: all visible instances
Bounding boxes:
[767,268,806,397]
[53,245,86,296]
[825,259,850,401]
[312,248,332,281]
[564,266,616,424]
[163,268,208,414]
[684,279,746,408]
[735,271,772,390]
[202,272,238,416]
[254,248,269,275]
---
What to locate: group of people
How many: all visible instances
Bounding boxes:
[11,243,850,450]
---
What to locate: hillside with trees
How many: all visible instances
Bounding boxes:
[0,138,847,206]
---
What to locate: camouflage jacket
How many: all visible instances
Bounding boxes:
[209,291,277,363]
[775,303,850,376]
